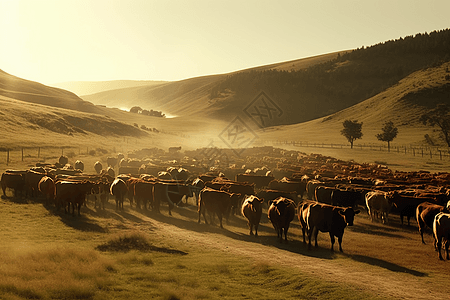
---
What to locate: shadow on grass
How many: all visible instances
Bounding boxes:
[346,253,428,277]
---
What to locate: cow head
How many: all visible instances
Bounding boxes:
[338,208,360,226]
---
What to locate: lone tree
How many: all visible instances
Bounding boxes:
[341,120,363,149]
[420,103,450,147]
[376,121,398,152]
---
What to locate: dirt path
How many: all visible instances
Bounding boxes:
[133,207,447,300]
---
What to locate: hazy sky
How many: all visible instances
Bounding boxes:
[1,0,449,85]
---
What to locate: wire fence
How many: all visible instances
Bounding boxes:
[273,140,450,160]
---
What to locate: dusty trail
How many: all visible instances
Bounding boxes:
[138,210,446,300]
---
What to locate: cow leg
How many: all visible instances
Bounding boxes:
[329,233,335,251]
[284,225,290,243]
[313,227,319,248]
[437,237,444,260]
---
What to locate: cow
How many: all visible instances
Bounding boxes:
[134,179,154,210]
[235,173,274,188]
[55,180,94,215]
[433,212,450,260]
[24,169,46,198]
[315,186,334,205]
[1,172,25,198]
[191,178,205,205]
[331,189,362,208]
[390,193,436,226]
[297,200,316,243]
[94,161,103,174]
[365,191,396,224]
[268,177,306,198]
[106,157,118,168]
[198,188,241,228]
[38,176,56,205]
[167,183,193,215]
[74,160,84,171]
[110,178,128,210]
[152,182,171,213]
[305,202,360,252]
[416,201,450,244]
[267,197,296,243]
[241,195,264,236]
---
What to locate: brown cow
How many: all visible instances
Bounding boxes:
[305,202,360,252]
[268,197,296,243]
[198,188,241,228]
[1,172,25,198]
[55,180,94,215]
[416,201,450,244]
[433,212,450,260]
[38,176,56,205]
[110,178,128,210]
[241,195,264,236]
[298,200,316,243]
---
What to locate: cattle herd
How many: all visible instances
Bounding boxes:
[2,146,450,260]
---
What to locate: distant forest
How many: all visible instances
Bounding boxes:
[210,29,450,124]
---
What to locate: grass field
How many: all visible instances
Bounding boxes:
[1,180,449,300]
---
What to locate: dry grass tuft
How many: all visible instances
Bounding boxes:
[96,232,188,255]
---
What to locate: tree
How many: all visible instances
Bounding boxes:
[376,121,398,152]
[130,106,142,114]
[420,103,450,147]
[341,120,363,149]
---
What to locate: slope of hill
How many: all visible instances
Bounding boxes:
[0,69,105,115]
[209,29,450,126]
[257,60,450,146]
[81,52,343,115]
[50,80,168,96]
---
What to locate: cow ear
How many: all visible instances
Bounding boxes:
[354,210,360,215]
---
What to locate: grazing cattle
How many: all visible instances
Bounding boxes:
[198,188,241,228]
[365,191,396,224]
[55,180,94,215]
[305,202,360,252]
[235,173,274,188]
[331,189,362,208]
[269,177,306,199]
[306,180,323,200]
[134,179,154,210]
[25,170,46,198]
[38,176,56,204]
[241,195,264,236]
[267,197,296,243]
[390,193,436,226]
[152,182,171,213]
[94,161,103,174]
[315,186,334,205]
[1,172,26,198]
[416,201,449,244]
[106,157,118,168]
[297,200,316,243]
[74,160,84,171]
[167,183,192,215]
[110,178,128,210]
[433,212,450,260]
[191,178,205,205]
[257,189,298,205]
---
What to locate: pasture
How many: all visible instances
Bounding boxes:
[1,179,449,299]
